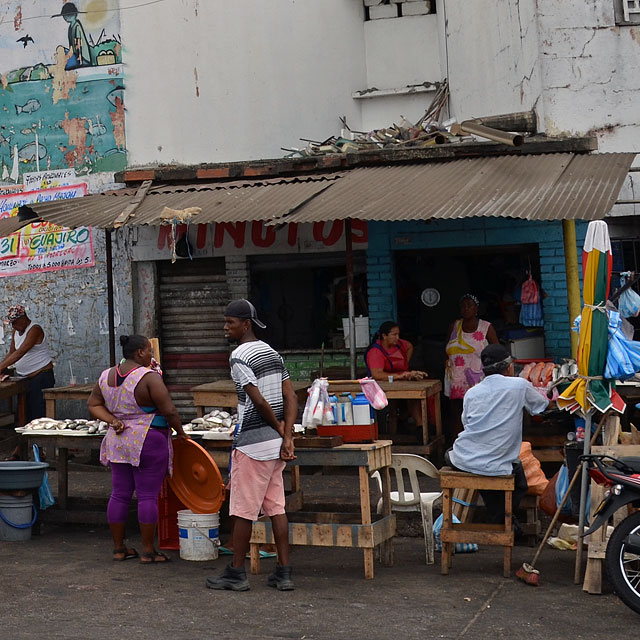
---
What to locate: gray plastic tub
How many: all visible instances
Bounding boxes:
[0,461,49,490]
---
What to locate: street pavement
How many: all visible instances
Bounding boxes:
[0,519,636,639]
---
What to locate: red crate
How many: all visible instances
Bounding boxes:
[157,478,186,551]
[317,422,378,443]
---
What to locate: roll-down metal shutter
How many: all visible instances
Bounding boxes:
[158,258,230,422]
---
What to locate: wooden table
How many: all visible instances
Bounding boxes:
[191,380,309,417]
[246,440,395,580]
[43,383,94,419]
[0,379,28,426]
[327,380,443,455]
[21,433,103,512]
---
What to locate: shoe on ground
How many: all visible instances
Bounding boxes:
[206,563,249,591]
[267,565,294,591]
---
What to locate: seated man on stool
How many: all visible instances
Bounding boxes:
[445,344,548,527]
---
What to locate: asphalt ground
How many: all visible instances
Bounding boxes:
[0,522,636,640]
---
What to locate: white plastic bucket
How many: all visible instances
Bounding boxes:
[177,509,220,561]
[0,494,37,542]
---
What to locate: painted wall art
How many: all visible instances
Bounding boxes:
[0,1,126,181]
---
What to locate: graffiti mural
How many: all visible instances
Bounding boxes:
[0,1,126,181]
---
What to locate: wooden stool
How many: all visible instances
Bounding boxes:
[519,494,541,547]
[439,468,515,578]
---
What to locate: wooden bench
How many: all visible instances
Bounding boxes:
[439,468,515,578]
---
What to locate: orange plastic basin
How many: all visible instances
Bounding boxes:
[168,439,225,514]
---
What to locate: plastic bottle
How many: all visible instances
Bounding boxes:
[337,394,353,425]
[352,393,371,425]
[325,395,338,425]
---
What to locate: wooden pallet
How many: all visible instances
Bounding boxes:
[582,415,640,594]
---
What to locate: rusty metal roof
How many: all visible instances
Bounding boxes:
[26,175,342,229]
[272,152,636,224]
[18,152,636,231]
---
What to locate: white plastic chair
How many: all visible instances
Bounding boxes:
[372,453,442,565]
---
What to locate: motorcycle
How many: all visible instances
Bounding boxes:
[582,453,640,615]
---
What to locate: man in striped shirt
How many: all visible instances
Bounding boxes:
[206,299,298,592]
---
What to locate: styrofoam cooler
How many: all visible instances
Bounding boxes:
[342,316,370,348]
[352,393,372,425]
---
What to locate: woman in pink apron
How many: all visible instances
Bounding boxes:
[444,295,499,442]
[88,335,188,564]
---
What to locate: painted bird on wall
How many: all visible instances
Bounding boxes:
[16,35,34,48]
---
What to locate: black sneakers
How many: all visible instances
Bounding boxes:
[267,565,295,591]
[205,564,250,591]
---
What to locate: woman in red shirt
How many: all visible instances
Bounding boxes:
[365,321,428,435]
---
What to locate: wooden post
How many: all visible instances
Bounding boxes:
[359,465,374,579]
[105,229,116,367]
[562,220,581,359]
[345,219,356,380]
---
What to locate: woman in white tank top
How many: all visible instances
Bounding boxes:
[0,305,55,438]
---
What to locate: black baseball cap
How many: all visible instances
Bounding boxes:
[481,344,511,368]
[224,299,266,329]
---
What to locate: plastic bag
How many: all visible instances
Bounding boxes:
[618,272,640,319]
[433,513,479,553]
[519,441,549,496]
[32,444,55,510]
[358,377,388,410]
[521,274,540,304]
[302,379,333,428]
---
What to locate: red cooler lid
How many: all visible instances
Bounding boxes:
[168,439,225,514]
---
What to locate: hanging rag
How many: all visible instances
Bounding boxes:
[617,272,640,319]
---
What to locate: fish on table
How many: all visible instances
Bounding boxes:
[15,99,41,115]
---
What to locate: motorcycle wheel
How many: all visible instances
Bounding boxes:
[605,511,640,616]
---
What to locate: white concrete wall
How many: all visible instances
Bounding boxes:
[440,0,543,122]
[360,14,442,130]
[536,1,640,154]
[121,0,367,165]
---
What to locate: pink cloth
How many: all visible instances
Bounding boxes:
[98,366,173,475]
[229,449,286,521]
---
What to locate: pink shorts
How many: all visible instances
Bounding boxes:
[229,449,286,521]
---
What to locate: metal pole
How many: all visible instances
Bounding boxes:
[105,229,116,367]
[563,220,581,359]
[575,409,592,584]
[345,219,356,380]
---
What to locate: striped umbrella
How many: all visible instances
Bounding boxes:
[557,220,624,414]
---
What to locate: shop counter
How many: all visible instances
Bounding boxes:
[0,379,28,426]
[43,383,94,419]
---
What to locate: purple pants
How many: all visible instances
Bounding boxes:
[107,428,169,524]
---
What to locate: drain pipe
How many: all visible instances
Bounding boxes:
[453,120,525,146]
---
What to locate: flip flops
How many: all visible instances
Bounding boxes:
[113,547,139,561]
[218,546,233,556]
[218,546,276,559]
[140,550,171,564]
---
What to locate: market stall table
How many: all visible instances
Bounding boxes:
[0,379,28,426]
[191,379,309,418]
[43,383,94,419]
[20,432,103,514]
[327,379,443,456]
[228,439,394,580]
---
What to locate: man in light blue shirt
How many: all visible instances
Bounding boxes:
[446,344,549,524]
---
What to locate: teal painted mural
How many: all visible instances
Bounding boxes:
[0,1,125,181]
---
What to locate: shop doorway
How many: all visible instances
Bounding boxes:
[249,252,367,351]
[157,258,230,421]
[394,244,541,381]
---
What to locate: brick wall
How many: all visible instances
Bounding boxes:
[224,255,250,301]
[366,219,587,360]
[282,352,362,382]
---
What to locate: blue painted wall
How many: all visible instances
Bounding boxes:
[366,218,587,360]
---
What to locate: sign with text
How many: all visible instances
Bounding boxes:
[23,169,77,191]
[0,184,94,277]
[130,220,368,261]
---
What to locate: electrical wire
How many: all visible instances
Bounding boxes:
[0,0,172,27]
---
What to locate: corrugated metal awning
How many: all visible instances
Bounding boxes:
[269,152,636,224]
[17,151,636,230]
[25,175,341,229]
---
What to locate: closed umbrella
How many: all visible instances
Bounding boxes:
[557,221,614,414]
[556,220,624,584]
